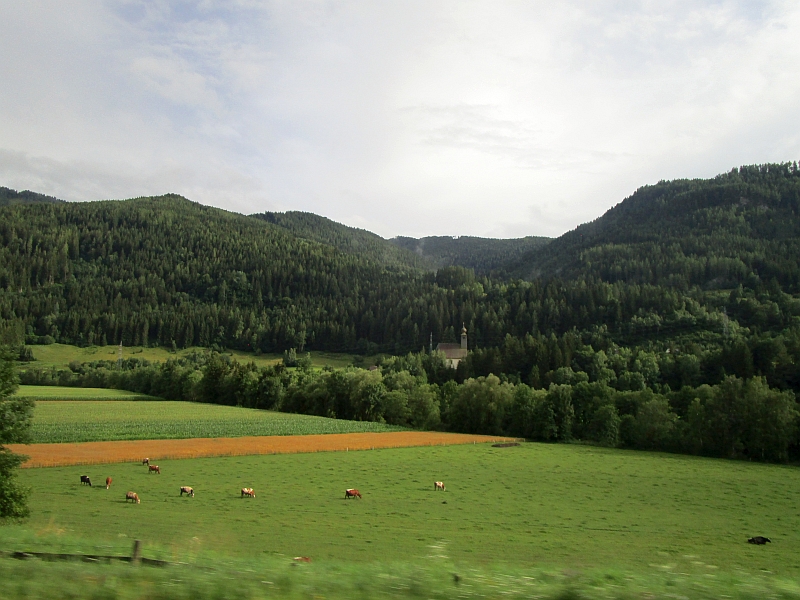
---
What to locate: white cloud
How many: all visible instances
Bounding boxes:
[0,0,799,239]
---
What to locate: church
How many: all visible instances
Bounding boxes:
[436,325,469,368]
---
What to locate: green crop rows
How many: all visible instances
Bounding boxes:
[30,401,403,443]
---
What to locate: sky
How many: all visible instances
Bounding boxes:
[1,1,799,239]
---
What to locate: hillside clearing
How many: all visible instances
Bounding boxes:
[20,343,361,370]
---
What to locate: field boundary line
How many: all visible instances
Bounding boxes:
[8,432,522,468]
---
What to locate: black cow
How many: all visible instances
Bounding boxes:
[80,475,92,486]
[748,536,771,545]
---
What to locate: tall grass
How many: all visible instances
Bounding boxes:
[1,526,797,600]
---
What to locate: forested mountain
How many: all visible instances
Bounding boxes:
[0,186,63,207]
[251,211,427,270]
[1,163,799,400]
[0,194,448,353]
[507,163,800,291]
[390,235,550,277]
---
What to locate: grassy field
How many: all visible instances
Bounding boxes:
[15,385,159,401]
[11,442,800,575]
[23,343,363,370]
[29,401,403,443]
[1,537,798,600]
[3,537,797,600]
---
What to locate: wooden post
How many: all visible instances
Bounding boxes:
[131,540,142,565]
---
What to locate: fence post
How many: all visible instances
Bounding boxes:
[131,540,142,565]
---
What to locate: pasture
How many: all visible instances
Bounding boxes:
[15,385,159,401]
[23,343,362,370]
[12,442,800,575]
[29,400,403,443]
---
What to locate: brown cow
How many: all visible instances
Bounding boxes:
[142,458,150,466]
[125,491,140,504]
[180,486,194,497]
[241,487,255,498]
[434,481,446,491]
[106,477,112,490]
[345,489,362,499]
[148,465,160,474]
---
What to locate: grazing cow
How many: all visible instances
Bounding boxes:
[434,481,446,491]
[125,491,140,504]
[180,486,194,497]
[80,475,92,486]
[241,487,255,498]
[142,458,150,466]
[106,477,112,490]
[345,489,362,499]
[148,464,160,474]
[748,536,771,545]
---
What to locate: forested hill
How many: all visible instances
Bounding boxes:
[0,186,64,207]
[507,163,800,291]
[390,235,550,277]
[251,211,428,270]
[0,194,449,352]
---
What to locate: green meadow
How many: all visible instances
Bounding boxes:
[10,442,799,575]
[23,343,362,370]
[2,541,797,600]
[29,400,402,443]
[15,385,159,401]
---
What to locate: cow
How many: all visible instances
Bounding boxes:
[125,491,140,504]
[241,487,255,498]
[345,489,362,499]
[148,465,160,474]
[106,477,112,490]
[434,481,446,491]
[293,557,312,563]
[80,475,92,486]
[748,536,771,545]
[180,486,194,497]
[142,458,150,466]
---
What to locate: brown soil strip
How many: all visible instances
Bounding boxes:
[8,432,519,468]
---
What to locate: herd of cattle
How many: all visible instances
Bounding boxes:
[79,458,259,504]
[80,458,445,505]
[78,465,773,546]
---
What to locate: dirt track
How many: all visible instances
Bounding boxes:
[8,432,519,468]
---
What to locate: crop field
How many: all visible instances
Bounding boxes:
[13,432,509,468]
[28,400,403,443]
[23,343,363,370]
[14,385,159,401]
[11,442,800,575]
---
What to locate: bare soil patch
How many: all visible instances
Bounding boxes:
[9,432,518,468]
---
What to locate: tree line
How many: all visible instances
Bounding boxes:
[19,347,799,463]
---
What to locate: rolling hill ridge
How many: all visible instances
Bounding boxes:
[506,163,800,291]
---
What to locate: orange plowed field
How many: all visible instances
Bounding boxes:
[9,432,518,468]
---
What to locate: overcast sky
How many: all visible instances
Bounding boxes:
[1,1,799,239]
